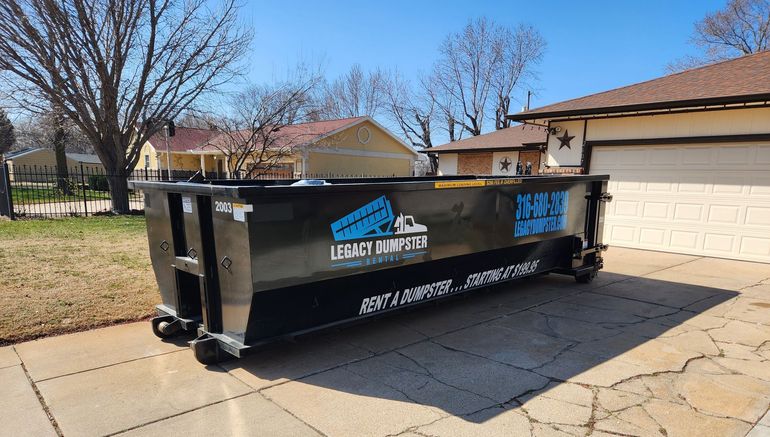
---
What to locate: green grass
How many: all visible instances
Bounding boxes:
[11,185,112,204]
[0,216,158,345]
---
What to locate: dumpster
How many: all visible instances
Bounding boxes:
[130,174,611,364]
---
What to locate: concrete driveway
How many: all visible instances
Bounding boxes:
[2,248,770,437]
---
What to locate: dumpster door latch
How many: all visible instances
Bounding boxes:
[600,192,613,202]
[220,256,232,271]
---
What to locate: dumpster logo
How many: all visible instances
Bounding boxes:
[330,195,429,268]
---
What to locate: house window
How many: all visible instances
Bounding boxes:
[144,155,150,168]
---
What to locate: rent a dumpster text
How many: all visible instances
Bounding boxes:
[358,258,541,315]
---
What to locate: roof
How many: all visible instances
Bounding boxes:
[197,116,368,153]
[146,126,220,152]
[66,153,100,164]
[429,125,547,153]
[509,51,770,121]
[4,147,100,164]
[4,147,39,159]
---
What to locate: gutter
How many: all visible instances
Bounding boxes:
[506,94,770,122]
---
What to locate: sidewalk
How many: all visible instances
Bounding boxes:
[2,248,770,436]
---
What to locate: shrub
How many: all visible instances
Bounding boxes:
[88,174,110,191]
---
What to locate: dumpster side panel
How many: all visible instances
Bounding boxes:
[144,189,178,313]
[244,180,588,292]
[211,197,255,343]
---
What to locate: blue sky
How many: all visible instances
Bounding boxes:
[243,0,726,112]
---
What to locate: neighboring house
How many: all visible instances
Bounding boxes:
[138,116,419,178]
[430,125,547,176]
[5,148,104,182]
[508,51,770,263]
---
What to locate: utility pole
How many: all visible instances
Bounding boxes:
[164,120,175,180]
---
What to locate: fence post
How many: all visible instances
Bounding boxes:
[0,161,14,220]
[80,163,88,216]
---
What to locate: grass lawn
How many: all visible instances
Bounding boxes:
[12,185,112,205]
[0,216,158,345]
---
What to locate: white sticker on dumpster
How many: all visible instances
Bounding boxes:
[232,203,253,222]
[182,196,193,214]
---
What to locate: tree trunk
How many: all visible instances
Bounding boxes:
[107,172,131,213]
[53,111,70,194]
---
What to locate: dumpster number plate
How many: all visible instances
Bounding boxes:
[182,196,193,214]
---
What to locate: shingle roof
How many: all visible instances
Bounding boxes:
[198,116,366,152]
[429,125,547,153]
[147,126,220,152]
[66,152,100,164]
[509,51,770,121]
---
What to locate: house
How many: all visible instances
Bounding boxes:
[138,116,419,178]
[507,51,770,263]
[430,125,547,176]
[4,148,104,182]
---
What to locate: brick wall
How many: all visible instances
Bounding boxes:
[457,152,492,175]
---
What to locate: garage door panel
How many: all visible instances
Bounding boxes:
[670,230,699,250]
[674,203,703,221]
[592,143,770,263]
[707,205,741,224]
[755,145,770,163]
[746,207,770,226]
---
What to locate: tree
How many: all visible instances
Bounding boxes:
[317,64,385,119]
[432,18,544,136]
[206,73,320,178]
[0,0,251,212]
[669,0,770,71]
[0,107,14,160]
[382,71,437,171]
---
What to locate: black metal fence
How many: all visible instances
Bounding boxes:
[0,163,399,219]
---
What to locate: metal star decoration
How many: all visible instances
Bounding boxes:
[499,157,512,172]
[557,130,575,150]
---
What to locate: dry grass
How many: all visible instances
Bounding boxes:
[0,216,158,345]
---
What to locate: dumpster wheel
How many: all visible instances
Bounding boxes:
[151,315,182,338]
[190,334,229,365]
[575,271,597,284]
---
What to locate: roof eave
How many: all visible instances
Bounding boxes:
[506,93,770,122]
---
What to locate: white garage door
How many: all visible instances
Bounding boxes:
[591,143,770,263]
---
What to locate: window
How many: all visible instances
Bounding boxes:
[144,155,150,168]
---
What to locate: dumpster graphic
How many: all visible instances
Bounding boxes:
[329,195,431,269]
[331,195,395,241]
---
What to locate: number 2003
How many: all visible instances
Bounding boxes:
[214,201,232,213]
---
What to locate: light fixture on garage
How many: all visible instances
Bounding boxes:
[547,126,562,135]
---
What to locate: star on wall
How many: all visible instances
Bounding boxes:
[557,130,575,150]
[499,157,512,172]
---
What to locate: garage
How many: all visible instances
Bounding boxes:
[506,51,770,263]
[591,143,770,263]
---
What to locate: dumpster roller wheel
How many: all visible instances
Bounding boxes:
[190,334,230,365]
[575,271,596,284]
[151,315,182,338]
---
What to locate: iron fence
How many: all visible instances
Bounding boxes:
[0,163,401,219]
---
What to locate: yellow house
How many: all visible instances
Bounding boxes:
[138,116,418,178]
[5,148,104,182]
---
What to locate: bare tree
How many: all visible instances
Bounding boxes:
[669,0,770,71]
[493,25,545,129]
[14,111,92,154]
[317,64,385,119]
[432,18,544,136]
[0,0,251,212]
[206,74,320,178]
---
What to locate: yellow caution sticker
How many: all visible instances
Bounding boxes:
[434,179,522,189]
[434,180,486,189]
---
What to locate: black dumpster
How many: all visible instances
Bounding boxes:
[130,174,611,364]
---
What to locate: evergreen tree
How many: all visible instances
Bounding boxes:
[0,108,15,160]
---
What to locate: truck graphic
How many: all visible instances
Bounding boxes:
[331,195,395,241]
[394,213,427,235]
